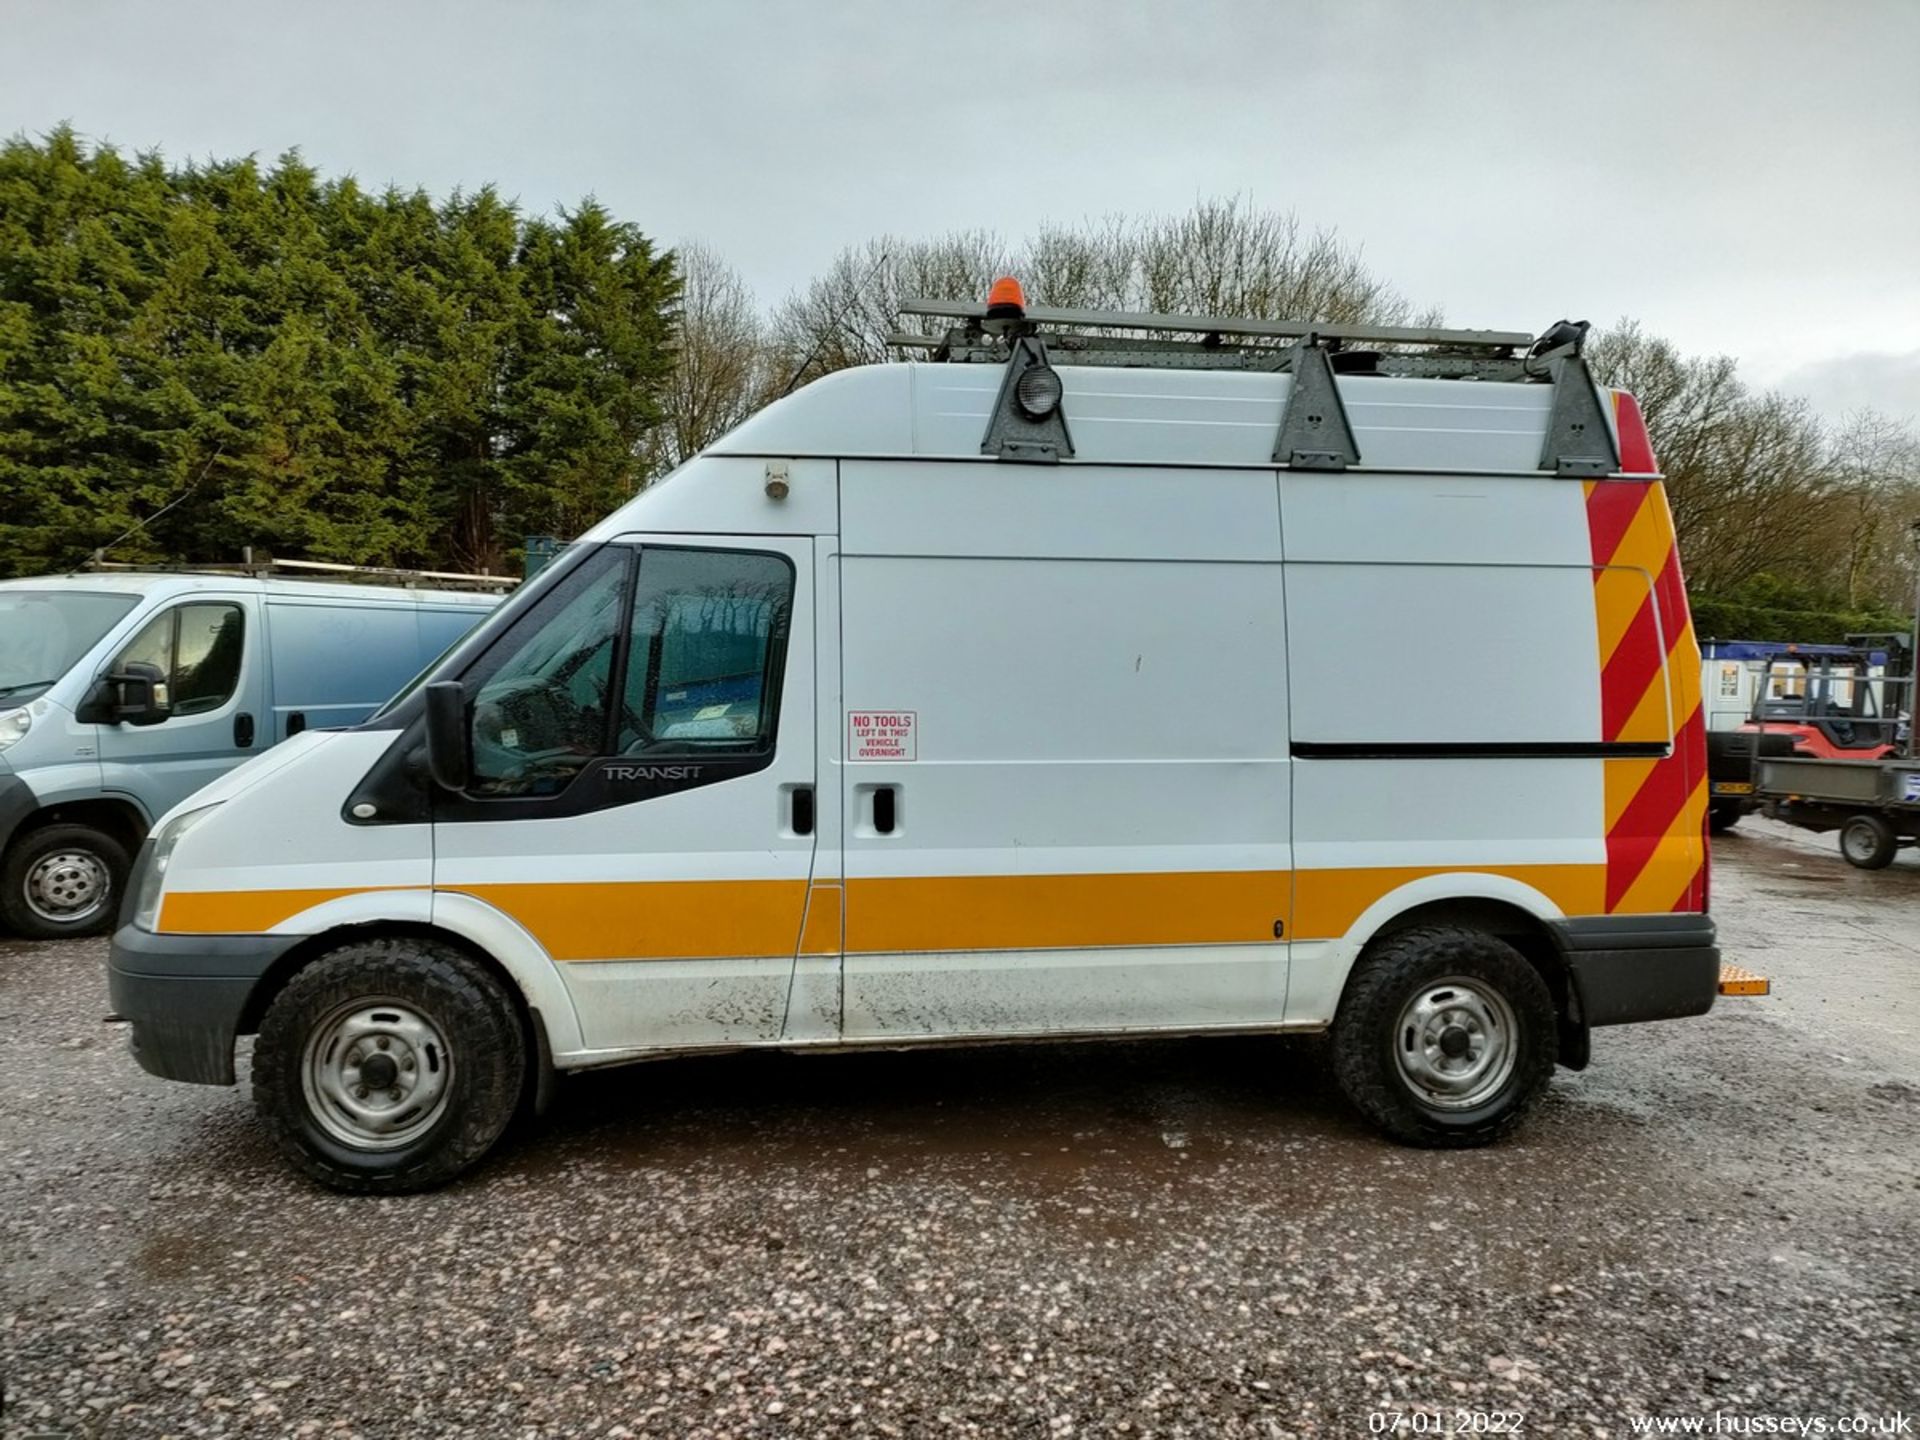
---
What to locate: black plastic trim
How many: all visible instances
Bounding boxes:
[1554,913,1716,949]
[108,925,304,1085]
[0,772,35,854]
[1293,741,1671,761]
[1548,913,1719,1026]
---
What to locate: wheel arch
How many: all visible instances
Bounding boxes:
[1367,898,1571,1032]
[236,914,578,1108]
[11,796,150,856]
[1296,871,1586,1069]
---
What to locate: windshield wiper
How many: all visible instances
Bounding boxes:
[0,681,54,697]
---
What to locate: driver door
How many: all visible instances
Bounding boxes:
[431,535,818,1055]
[96,594,266,822]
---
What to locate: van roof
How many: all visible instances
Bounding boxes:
[0,572,500,606]
[706,360,1583,474]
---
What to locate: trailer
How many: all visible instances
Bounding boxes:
[1755,755,1920,868]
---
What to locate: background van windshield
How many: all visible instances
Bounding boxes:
[0,591,140,697]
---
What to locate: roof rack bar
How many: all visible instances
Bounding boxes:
[80,555,520,589]
[899,298,1532,351]
[263,557,518,587]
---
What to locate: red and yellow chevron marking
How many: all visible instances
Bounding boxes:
[1586,391,1708,915]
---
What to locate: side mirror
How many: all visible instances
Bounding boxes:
[107,661,172,726]
[423,681,471,791]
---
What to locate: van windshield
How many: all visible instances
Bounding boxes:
[0,591,141,701]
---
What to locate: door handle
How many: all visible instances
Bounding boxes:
[234,711,255,748]
[790,785,814,836]
[872,785,898,836]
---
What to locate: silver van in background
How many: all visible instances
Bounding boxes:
[0,571,503,938]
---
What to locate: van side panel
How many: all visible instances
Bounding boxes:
[264,597,491,740]
[1281,465,1707,1024]
[1281,474,1611,1017]
[838,461,1292,1040]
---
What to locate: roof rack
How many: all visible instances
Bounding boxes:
[891,292,1619,475]
[78,551,519,591]
[890,298,1544,380]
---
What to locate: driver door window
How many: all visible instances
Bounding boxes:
[618,548,790,751]
[467,546,793,799]
[112,603,245,717]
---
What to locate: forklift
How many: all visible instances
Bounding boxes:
[1704,642,1898,833]
[1726,647,1919,868]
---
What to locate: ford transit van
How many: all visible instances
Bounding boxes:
[107,294,1743,1190]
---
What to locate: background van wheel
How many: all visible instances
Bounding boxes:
[252,937,526,1193]
[0,823,130,939]
[1330,925,1556,1148]
[1708,801,1744,835]
[1839,814,1898,870]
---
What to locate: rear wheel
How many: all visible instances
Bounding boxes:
[1708,801,1745,835]
[252,937,526,1193]
[1839,814,1898,870]
[0,823,131,939]
[1330,925,1556,1147]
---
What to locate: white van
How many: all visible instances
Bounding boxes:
[0,569,501,938]
[108,293,1738,1191]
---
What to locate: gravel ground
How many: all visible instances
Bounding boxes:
[3,816,1918,1437]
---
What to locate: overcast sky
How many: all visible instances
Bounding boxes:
[5,0,1917,427]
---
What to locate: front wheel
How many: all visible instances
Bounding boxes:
[252,937,526,1193]
[0,823,131,939]
[1708,801,1745,835]
[1839,814,1898,870]
[1330,925,1556,1147]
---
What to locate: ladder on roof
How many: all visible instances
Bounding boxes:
[887,294,1620,475]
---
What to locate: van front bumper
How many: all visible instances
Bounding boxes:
[1550,913,1720,1026]
[108,925,300,1086]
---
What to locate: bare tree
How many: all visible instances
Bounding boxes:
[767,230,1013,388]
[1820,410,1920,609]
[651,242,778,475]
[1591,320,1920,608]
[1591,322,1831,594]
[768,199,1427,389]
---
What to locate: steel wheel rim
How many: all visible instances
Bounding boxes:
[24,849,110,924]
[1841,821,1878,863]
[301,997,454,1151]
[1393,975,1518,1111]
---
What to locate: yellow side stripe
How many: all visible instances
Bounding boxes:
[159,861,1689,957]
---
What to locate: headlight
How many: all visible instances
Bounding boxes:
[0,707,30,752]
[131,803,221,932]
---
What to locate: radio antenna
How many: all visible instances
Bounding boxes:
[68,444,225,575]
[776,247,891,398]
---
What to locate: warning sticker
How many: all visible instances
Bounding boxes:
[849,710,916,762]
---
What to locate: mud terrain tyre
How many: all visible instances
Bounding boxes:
[253,937,525,1193]
[1330,925,1556,1148]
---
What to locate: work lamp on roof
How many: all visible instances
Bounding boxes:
[1014,362,1063,420]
